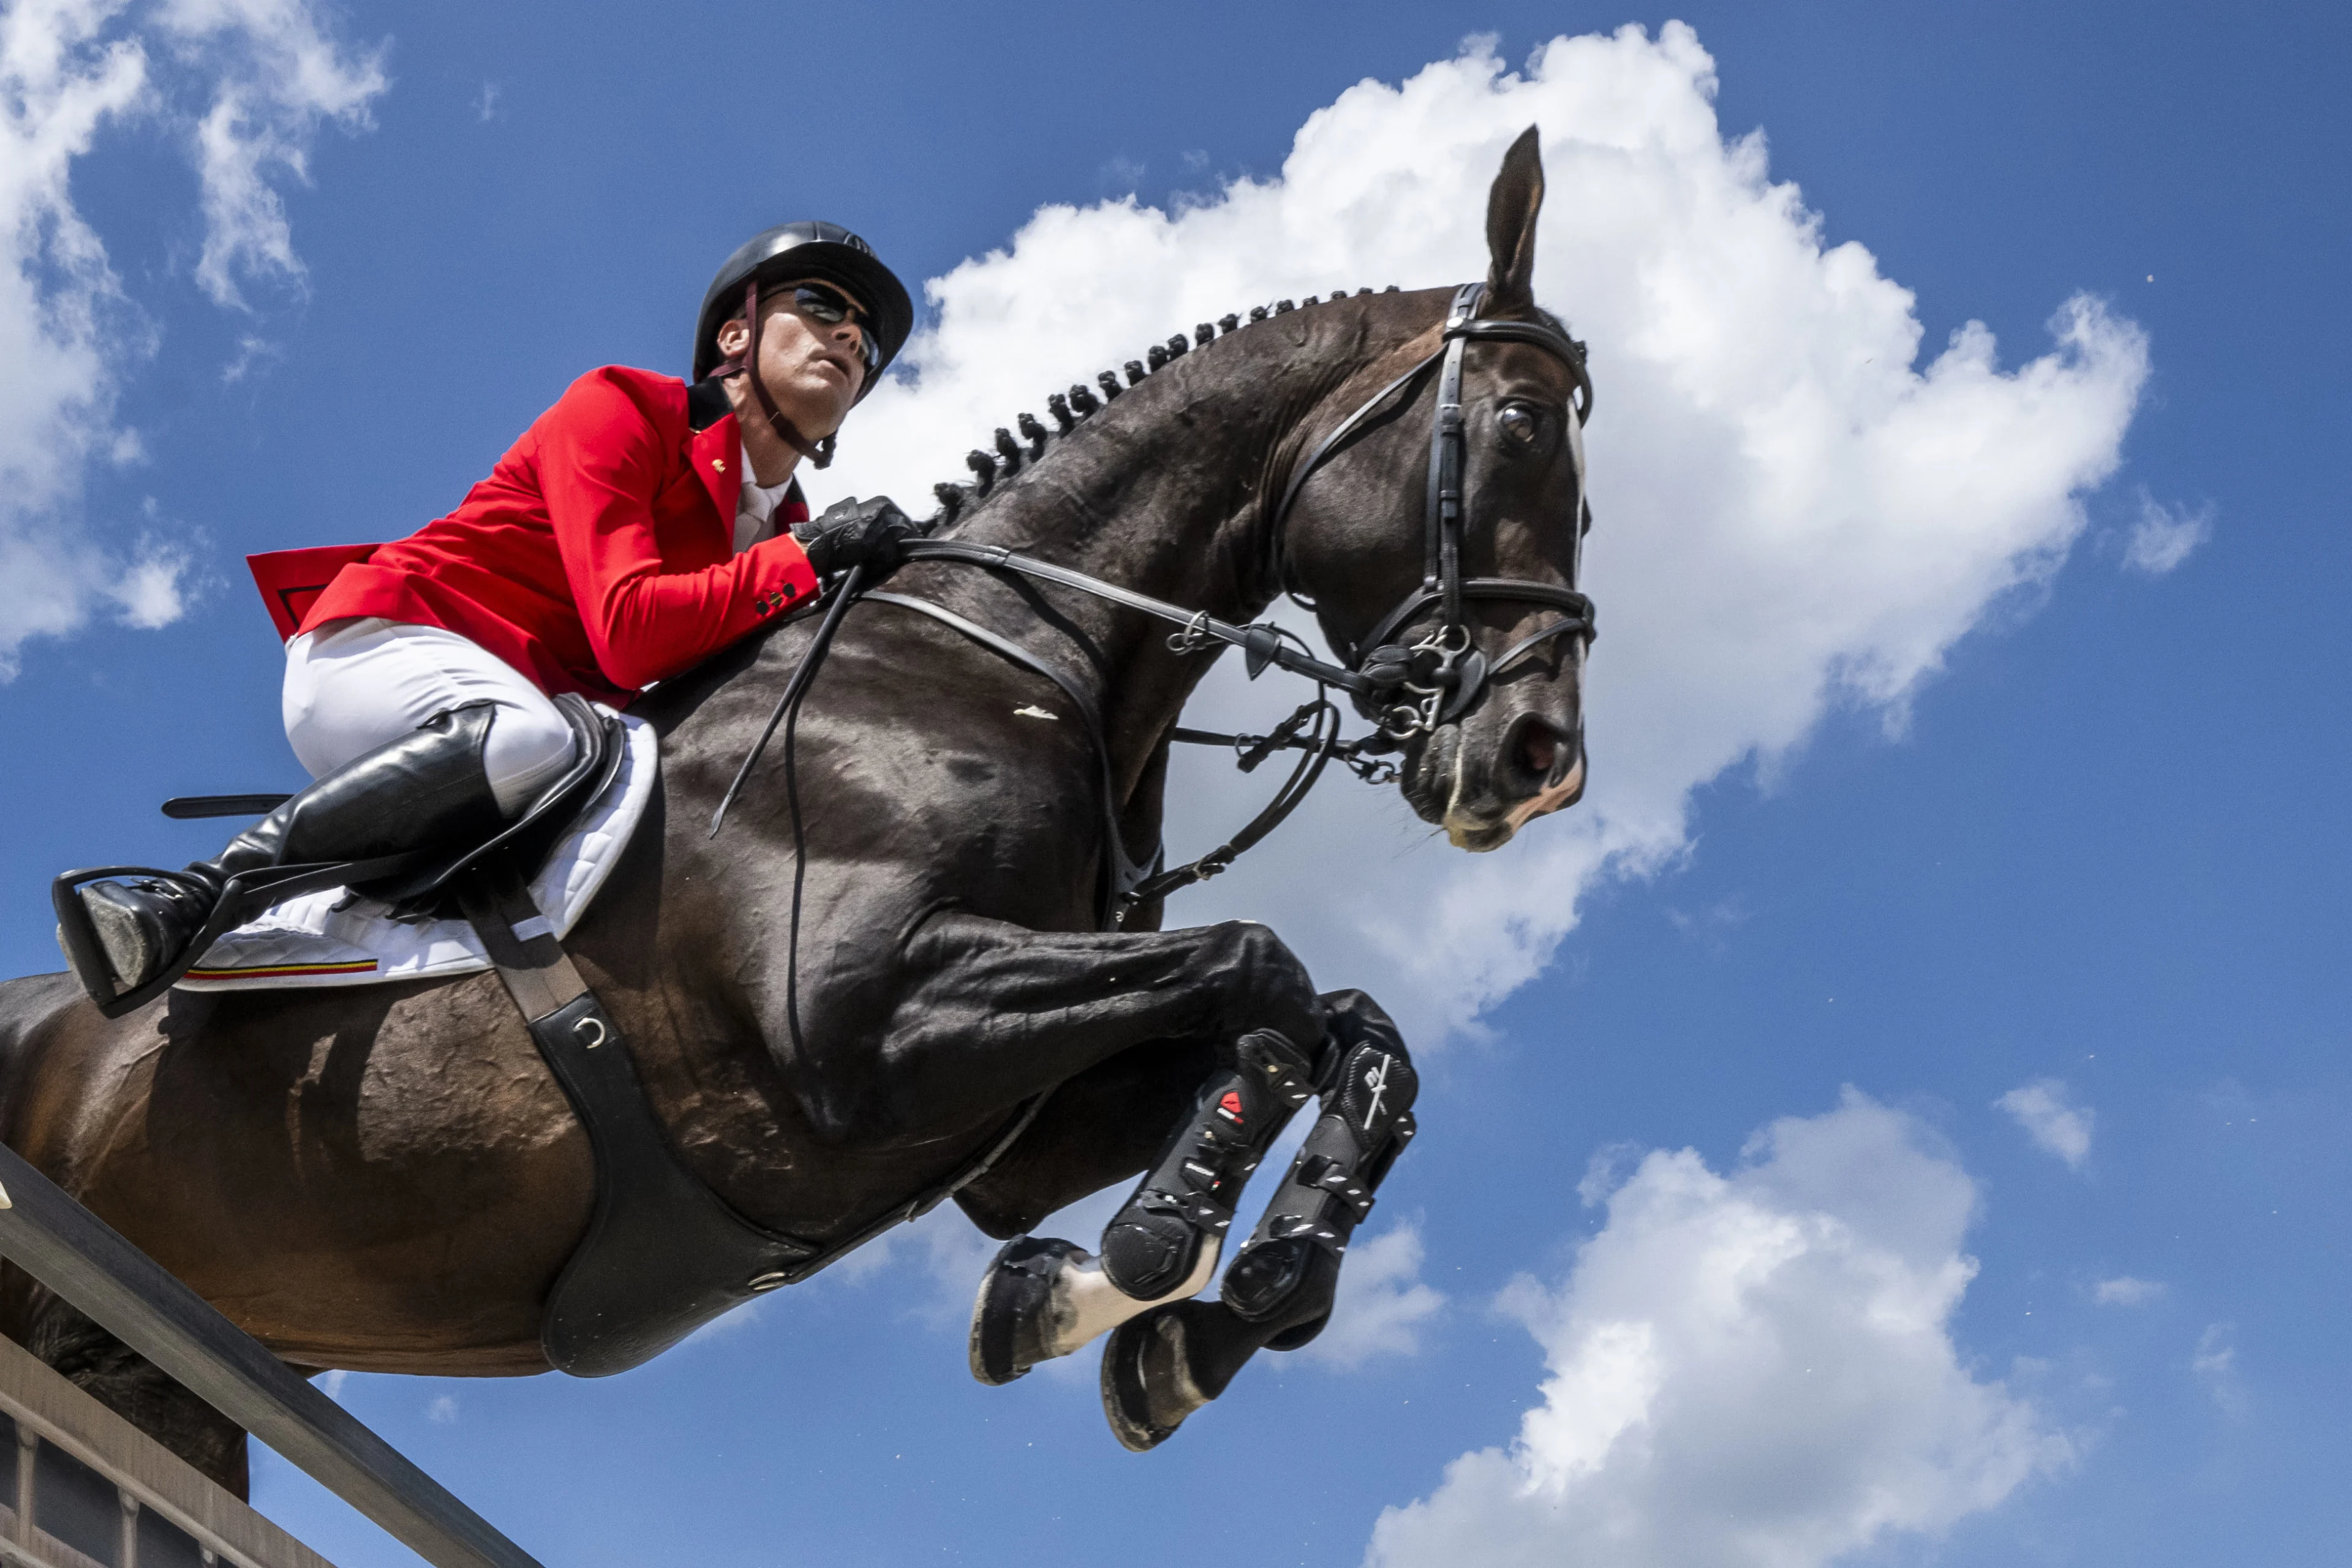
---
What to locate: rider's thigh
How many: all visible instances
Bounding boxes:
[283,617,578,815]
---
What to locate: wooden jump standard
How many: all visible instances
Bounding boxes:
[0,1141,543,1568]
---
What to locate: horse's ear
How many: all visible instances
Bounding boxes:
[1485,126,1545,310]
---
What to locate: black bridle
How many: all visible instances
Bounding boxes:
[710,282,1598,925]
[1267,281,1596,745]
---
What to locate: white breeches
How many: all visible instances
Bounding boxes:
[282,618,578,817]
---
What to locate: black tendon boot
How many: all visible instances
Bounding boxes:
[65,703,505,1006]
[1101,991,1417,1451]
[971,1037,1319,1389]
[1221,1010,1419,1346]
[1097,1029,1319,1302]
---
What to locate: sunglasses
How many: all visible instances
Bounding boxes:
[783,282,881,375]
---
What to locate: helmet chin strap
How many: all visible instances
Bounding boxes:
[716,279,837,470]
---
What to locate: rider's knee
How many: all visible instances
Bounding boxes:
[481,701,578,816]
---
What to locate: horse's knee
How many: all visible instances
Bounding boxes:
[1317,988,1409,1066]
[1204,922,1318,1045]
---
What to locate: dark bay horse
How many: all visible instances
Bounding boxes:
[0,132,1591,1490]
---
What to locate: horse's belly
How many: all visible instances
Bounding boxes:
[51,978,599,1377]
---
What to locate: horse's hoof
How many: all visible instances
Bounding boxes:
[1265,1311,1330,1352]
[970,1234,1086,1386]
[1100,1306,1211,1452]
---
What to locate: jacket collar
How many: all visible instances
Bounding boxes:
[688,413,742,530]
[684,376,809,540]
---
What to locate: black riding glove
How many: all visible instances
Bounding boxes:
[793,496,918,581]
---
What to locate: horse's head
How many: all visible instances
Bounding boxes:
[1280,129,1593,852]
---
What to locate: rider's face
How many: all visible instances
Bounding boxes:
[712,278,872,436]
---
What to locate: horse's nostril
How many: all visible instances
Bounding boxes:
[1520,723,1558,781]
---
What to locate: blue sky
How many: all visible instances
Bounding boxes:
[1,2,2346,1566]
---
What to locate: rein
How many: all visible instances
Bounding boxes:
[707,282,1599,930]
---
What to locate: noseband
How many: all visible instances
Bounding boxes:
[1268,282,1597,746]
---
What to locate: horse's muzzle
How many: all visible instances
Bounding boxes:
[1416,707,1586,852]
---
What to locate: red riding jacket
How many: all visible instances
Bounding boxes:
[246,366,820,709]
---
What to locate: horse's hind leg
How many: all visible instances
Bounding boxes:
[22,1290,250,1496]
[1100,990,1420,1450]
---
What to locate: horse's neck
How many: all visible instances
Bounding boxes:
[943,298,1423,767]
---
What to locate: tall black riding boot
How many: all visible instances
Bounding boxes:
[69,703,506,999]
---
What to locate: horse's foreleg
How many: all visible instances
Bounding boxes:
[865,907,1336,1382]
[967,990,1381,1389]
[967,1025,1319,1387]
[1100,990,1421,1450]
[851,911,1322,1145]
[953,1038,1217,1240]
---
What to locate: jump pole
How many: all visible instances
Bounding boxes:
[0,1140,545,1568]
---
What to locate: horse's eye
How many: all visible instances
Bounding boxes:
[1498,403,1540,446]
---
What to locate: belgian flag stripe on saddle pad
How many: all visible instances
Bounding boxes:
[185,959,380,980]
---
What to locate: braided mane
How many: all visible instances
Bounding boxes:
[920,285,1403,526]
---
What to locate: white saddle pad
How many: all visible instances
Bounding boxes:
[176,710,658,993]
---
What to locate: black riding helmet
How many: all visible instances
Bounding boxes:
[692,222,913,392]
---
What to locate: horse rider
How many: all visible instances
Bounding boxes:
[61,222,919,1005]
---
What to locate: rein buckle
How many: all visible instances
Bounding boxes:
[1166,611,1214,657]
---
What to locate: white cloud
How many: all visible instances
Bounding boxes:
[1996,1079,2094,1169]
[2121,491,2212,575]
[1363,1092,2070,1568]
[1295,1219,1446,1369]
[158,0,386,309]
[0,0,382,677]
[2192,1323,2244,1418]
[423,1393,457,1423]
[2092,1275,2165,1306]
[824,24,2149,1045]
